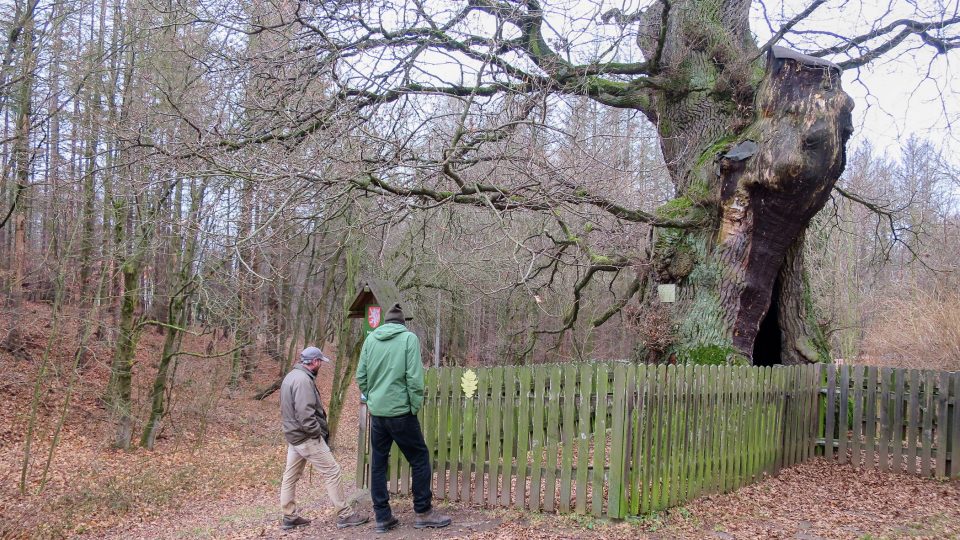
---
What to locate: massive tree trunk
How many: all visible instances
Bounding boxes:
[633,0,853,364]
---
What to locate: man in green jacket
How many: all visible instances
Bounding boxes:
[357,304,451,533]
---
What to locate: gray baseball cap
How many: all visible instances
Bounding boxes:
[300,346,331,363]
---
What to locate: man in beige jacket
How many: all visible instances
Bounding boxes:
[278,346,369,530]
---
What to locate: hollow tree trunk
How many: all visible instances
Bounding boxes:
[633,0,853,364]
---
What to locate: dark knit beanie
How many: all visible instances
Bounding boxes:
[385,303,405,324]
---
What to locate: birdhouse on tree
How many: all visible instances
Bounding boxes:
[347,278,409,336]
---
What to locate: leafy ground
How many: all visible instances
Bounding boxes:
[2,301,959,539]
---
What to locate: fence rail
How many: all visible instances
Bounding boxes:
[357,363,959,519]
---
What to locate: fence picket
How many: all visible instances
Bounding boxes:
[544,366,563,512]
[575,365,592,514]
[560,363,577,512]
[608,364,628,518]
[825,365,836,461]
[764,367,774,472]
[936,371,950,479]
[687,364,702,498]
[461,369,477,501]
[639,365,657,514]
[435,368,452,495]
[757,367,771,477]
[837,365,850,464]
[810,366,822,461]
[781,368,794,469]
[472,369,490,504]
[674,365,688,502]
[768,366,784,475]
[878,368,890,472]
[627,365,644,515]
[766,366,778,473]
[921,371,936,477]
[686,365,704,500]
[592,363,609,517]
[702,366,717,493]
[719,365,731,492]
[486,368,503,506]
[421,370,436,492]
[864,366,877,471]
[737,365,749,488]
[952,372,960,479]
[790,366,804,467]
[791,367,802,467]
[795,366,806,466]
[724,365,738,490]
[449,367,464,499]
[649,365,666,510]
[357,404,369,490]
[500,366,516,506]
[850,366,863,468]
[514,366,532,510]
[907,369,921,475]
[748,366,761,483]
[667,365,684,506]
[530,367,547,511]
[804,366,816,463]
[892,368,905,474]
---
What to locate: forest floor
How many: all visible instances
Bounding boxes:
[2,300,959,539]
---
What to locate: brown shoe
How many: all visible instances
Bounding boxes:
[336,511,370,529]
[281,515,311,530]
[375,516,399,533]
[413,508,451,529]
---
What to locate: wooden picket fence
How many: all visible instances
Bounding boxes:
[356,363,959,518]
[819,364,960,478]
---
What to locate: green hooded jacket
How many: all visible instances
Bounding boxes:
[356,323,424,417]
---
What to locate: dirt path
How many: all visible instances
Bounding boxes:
[89,459,960,540]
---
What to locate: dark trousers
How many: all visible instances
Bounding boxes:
[369,413,433,522]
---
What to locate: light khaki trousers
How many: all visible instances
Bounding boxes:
[279,438,352,519]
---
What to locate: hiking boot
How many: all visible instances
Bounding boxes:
[336,511,370,529]
[280,515,311,530]
[374,516,399,533]
[413,508,451,529]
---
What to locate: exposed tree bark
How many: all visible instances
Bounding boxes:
[643,31,853,363]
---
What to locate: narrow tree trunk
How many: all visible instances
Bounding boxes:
[3,0,36,355]
[141,181,204,448]
[109,262,140,449]
[326,236,361,447]
[74,83,102,369]
[229,179,255,389]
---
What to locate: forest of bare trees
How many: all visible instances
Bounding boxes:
[1,0,958,457]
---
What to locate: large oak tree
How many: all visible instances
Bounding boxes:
[158,0,958,365]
